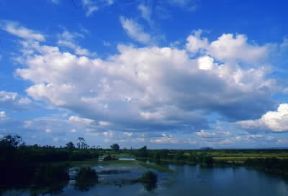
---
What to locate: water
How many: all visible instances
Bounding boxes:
[118,157,136,161]
[160,165,288,196]
[3,165,288,196]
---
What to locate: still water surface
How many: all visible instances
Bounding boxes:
[4,165,288,196]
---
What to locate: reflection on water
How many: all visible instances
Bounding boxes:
[74,167,98,191]
[2,165,288,196]
[118,157,136,161]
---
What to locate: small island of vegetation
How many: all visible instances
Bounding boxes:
[1,134,288,195]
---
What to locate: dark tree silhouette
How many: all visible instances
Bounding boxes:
[139,171,157,192]
[65,141,75,150]
[77,137,88,149]
[74,167,98,191]
[110,143,120,151]
[0,134,22,148]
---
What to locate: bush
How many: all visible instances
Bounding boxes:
[139,171,157,191]
[103,155,118,161]
[32,164,69,194]
[33,164,69,186]
[75,167,98,191]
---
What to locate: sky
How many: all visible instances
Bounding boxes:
[1,0,288,149]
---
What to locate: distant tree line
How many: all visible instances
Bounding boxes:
[0,134,99,192]
[1,134,288,194]
[131,146,288,173]
[245,158,288,176]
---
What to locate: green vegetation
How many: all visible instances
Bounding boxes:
[110,143,120,151]
[0,134,98,194]
[131,147,288,176]
[1,134,288,194]
[74,167,98,191]
[245,158,288,176]
[103,154,118,161]
[32,164,69,194]
[138,171,158,192]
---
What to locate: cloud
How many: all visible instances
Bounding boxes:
[150,133,179,144]
[7,27,276,135]
[209,34,268,63]
[57,30,92,56]
[239,103,288,132]
[81,0,98,16]
[21,117,93,144]
[0,21,45,42]
[0,111,6,120]
[196,129,230,138]
[138,3,153,25]
[186,30,208,53]
[186,32,268,64]
[0,91,31,110]
[197,56,214,70]
[168,0,198,11]
[120,16,152,44]
[1,21,276,135]
[81,0,114,16]
[68,115,94,126]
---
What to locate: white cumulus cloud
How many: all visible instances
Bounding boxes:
[13,34,275,132]
[1,22,276,133]
[239,103,288,132]
[186,30,208,53]
[186,32,268,64]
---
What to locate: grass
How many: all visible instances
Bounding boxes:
[59,151,288,173]
[65,158,99,167]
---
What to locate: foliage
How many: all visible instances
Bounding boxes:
[103,155,118,161]
[138,171,157,192]
[110,143,120,151]
[32,164,69,194]
[1,134,288,193]
[74,167,98,191]
[33,164,69,186]
[0,135,22,148]
[77,137,88,149]
[245,158,288,176]
[133,146,148,158]
[0,134,98,192]
[65,141,75,150]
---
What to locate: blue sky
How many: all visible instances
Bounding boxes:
[1,0,288,148]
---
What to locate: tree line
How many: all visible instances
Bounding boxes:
[1,134,288,193]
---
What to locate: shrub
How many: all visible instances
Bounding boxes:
[74,167,98,191]
[139,171,157,191]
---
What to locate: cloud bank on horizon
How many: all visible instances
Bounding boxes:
[0,0,288,148]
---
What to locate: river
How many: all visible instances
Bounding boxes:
[3,164,288,196]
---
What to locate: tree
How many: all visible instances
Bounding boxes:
[136,146,148,158]
[74,167,98,191]
[139,171,157,192]
[0,134,22,149]
[110,143,120,151]
[77,137,88,149]
[140,146,147,151]
[65,141,75,150]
